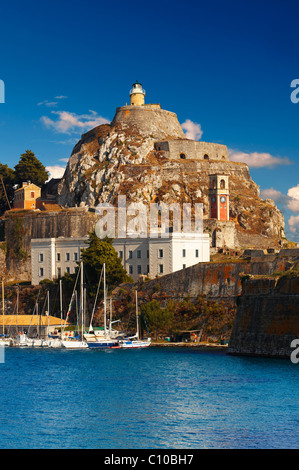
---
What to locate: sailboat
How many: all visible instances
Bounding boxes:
[48,280,65,348]
[15,290,47,348]
[61,261,88,349]
[85,263,119,349]
[117,291,151,349]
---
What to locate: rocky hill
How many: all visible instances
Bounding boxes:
[57,99,285,250]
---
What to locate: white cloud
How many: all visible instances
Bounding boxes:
[260,187,284,202]
[46,165,66,180]
[41,110,110,134]
[38,100,58,107]
[261,185,299,213]
[181,119,203,140]
[55,95,68,100]
[287,184,299,200]
[228,149,292,168]
[289,215,299,234]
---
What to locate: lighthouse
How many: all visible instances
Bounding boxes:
[130,81,146,106]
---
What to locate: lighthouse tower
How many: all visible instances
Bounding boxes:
[209,174,230,221]
[130,81,146,106]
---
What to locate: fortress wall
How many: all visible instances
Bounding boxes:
[139,256,289,302]
[203,220,236,249]
[228,275,299,358]
[154,140,229,161]
[4,210,100,282]
[111,106,186,140]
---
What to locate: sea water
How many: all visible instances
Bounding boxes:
[0,347,298,449]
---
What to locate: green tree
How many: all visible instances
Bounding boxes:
[80,232,132,297]
[141,300,174,339]
[0,163,15,215]
[14,150,49,188]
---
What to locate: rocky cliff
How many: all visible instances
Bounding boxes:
[57,102,285,249]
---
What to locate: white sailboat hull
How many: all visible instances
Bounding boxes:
[61,340,88,349]
[118,338,151,349]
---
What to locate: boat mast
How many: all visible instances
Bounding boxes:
[47,290,50,337]
[2,278,4,338]
[16,284,19,334]
[109,297,112,337]
[103,263,107,337]
[80,261,84,340]
[136,290,139,340]
[59,279,63,339]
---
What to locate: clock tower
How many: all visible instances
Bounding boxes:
[209,174,230,221]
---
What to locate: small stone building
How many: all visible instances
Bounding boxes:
[14,182,41,210]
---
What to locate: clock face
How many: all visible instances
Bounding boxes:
[220,196,226,203]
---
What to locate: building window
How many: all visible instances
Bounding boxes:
[66,267,70,274]
[39,267,44,277]
[180,153,186,159]
[158,249,163,258]
[183,264,186,269]
[182,249,186,257]
[137,265,142,274]
[57,253,60,262]
[220,179,225,189]
[147,265,149,274]
[74,252,78,261]
[129,265,133,274]
[137,250,141,259]
[57,267,61,278]
[39,253,43,262]
[147,250,149,259]
[159,264,163,274]
[66,253,70,261]
[204,154,209,160]
[119,251,123,259]
[129,250,133,259]
[31,192,35,198]
[195,249,199,258]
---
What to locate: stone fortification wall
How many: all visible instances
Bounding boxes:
[4,210,99,282]
[111,105,185,140]
[139,255,289,303]
[154,140,229,161]
[203,220,235,250]
[228,274,299,358]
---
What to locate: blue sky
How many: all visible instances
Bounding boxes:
[0,0,299,241]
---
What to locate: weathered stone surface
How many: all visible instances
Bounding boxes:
[138,252,290,303]
[4,209,99,281]
[228,270,299,358]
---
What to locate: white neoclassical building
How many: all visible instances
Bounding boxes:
[31,232,210,285]
[31,237,87,286]
[113,232,210,280]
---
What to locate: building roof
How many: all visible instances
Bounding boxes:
[39,202,62,211]
[14,182,41,193]
[0,315,69,326]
